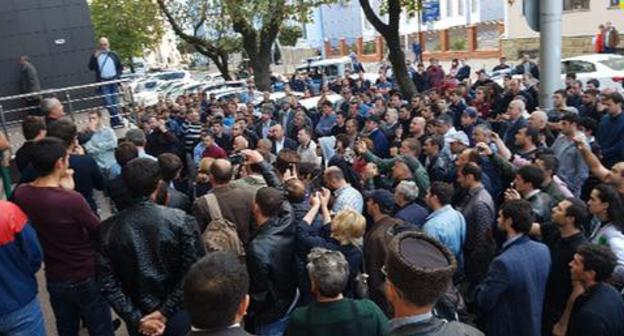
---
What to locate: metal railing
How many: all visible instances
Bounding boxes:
[0,79,135,151]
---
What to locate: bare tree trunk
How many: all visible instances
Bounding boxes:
[386,34,417,98]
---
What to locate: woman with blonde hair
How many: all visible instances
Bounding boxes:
[296,188,366,303]
[193,157,214,198]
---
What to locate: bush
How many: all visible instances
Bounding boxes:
[279,26,303,47]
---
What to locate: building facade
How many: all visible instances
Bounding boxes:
[503,0,623,59]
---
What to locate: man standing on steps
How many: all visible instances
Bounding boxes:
[89,37,124,129]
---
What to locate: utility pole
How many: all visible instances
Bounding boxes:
[538,0,562,109]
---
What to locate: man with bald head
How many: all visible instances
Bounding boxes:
[528,110,555,146]
[89,37,124,128]
[503,99,529,151]
[268,123,297,155]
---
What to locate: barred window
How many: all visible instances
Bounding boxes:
[563,0,590,11]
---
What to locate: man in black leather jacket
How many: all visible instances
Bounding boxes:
[242,150,298,335]
[96,158,206,336]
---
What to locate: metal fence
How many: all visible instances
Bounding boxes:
[0,79,134,153]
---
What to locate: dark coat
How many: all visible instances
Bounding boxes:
[567,283,624,336]
[88,50,123,82]
[20,61,41,93]
[389,316,483,336]
[502,117,528,151]
[96,201,206,327]
[246,200,297,324]
[368,128,390,159]
[475,235,551,336]
[456,65,471,82]
[271,137,298,155]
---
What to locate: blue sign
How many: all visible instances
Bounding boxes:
[422,0,440,23]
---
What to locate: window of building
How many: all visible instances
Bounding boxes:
[458,0,464,15]
[609,0,620,7]
[446,0,453,17]
[472,0,478,12]
[563,0,590,11]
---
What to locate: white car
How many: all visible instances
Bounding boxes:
[562,54,624,92]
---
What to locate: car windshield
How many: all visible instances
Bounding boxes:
[600,58,624,71]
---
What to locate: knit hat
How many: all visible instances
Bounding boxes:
[385,231,457,306]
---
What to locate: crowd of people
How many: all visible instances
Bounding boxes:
[1,37,624,336]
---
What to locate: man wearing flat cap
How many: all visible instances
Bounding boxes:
[384,231,483,336]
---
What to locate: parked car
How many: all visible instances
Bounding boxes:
[561,54,624,92]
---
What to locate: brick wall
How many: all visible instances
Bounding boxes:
[501,34,624,59]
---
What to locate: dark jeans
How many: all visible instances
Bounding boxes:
[100,83,121,126]
[126,310,190,336]
[46,278,114,336]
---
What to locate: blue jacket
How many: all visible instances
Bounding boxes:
[597,112,624,168]
[0,202,42,316]
[476,235,551,336]
[368,128,390,158]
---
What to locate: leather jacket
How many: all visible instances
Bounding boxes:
[246,162,298,324]
[96,201,206,327]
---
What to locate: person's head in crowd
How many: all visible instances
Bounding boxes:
[455,148,480,168]
[565,73,577,86]
[588,184,624,231]
[306,248,350,301]
[570,80,583,96]
[231,123,243,138]
[423,135,444,157]
[345,119,359,137]
[448,131,470,155]
[330,208,366,246]
[586,79,600,90]
[125,128,148,148]
[115,142,138,168]
[551,198,589,232]
[421,105,435,121]
[275,149,300,177]
[30,137,69,178]
[158,153,183,184]
[514,164,545,196]
[409,117,426,137]
[87,109,107,129]
[457,163,483,190]
[268,124,285,141]
[209,159,233,186]
[398,137,421,157]
[252,187,283,225]
[436,98,449,114]
[41,97,65,120]
[528,110,548,130]
[187,109,200,123]
[46,119,78,149]
[124,158,161,199]
[232,136,249,153]
[515,126,539,150]
[321,101,334,116]
[553,89,567,109]
[570,244,617,287]
[601,92,623,117]
[323,166,348,191]
[211,120,225,136]
[384,231,457,317]
[297,127,313,147]
[334,134,351,154]
[581,89,599,106]
[336,111,348,127]
[197,157,215,184]
[256,138,273,157]
[391,93,403,109]
[385,108,399,126]
[472,124,491,144]
[425,182,454,211]
[433,114,453,136]
[559,112,580,138]
[498,199,534,236]
[366,189,395,218]
[292,111,307,129]
[22,115,46,141]
[579,117,598,139]
[534,153,559,181]
[461,107,478,128]
[260,107,273,122]
[394,180,419,208]
[506,99,526,120]
[184,252,250,331]
[449,89,463,104]
[365,115,381,133]
[392,158,414,182]
[200,131,215,149]
[285,178,306,203]
[399,104,411,121]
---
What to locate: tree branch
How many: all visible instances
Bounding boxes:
[359,0,389,35]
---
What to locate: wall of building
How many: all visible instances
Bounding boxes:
[305,2,363,48]
[505,0,623,39]
[0,0,96,97]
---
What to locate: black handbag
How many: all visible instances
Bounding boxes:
[353,245,369,299]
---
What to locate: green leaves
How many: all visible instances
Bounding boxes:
[89,0,164,63]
